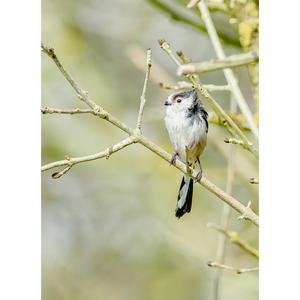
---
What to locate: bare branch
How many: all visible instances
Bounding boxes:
[208,223,259,259]
[196,84,231,92]
[51,165,72,179]
[224,137,256,153]
[159,81,230,92]
[126,44,172,86]
[41,45,259,227]
[159,81,192,90]
[41,44,99,112]
[224,137,244,145]
[238,201,254,221]
[176,50,191,64]
[127,46,230,92]
[41,107,93,115]
[177,51,258,75]
[42,137,135,172]
[198,1,259,139]
[158,38,258,159]
[42,44,131,135]
[136,49,152,132]
[139,135,259,226]
[209,113,251,131]
[208,261,259,274]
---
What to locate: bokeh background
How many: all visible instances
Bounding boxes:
[42,1,259,299]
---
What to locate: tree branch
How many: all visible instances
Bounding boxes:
[136,49,151,132]
[51,165,73,179]
[223,137,257,154]
[177,51,258,75]
[207,261,259,274]
[42,137,135,173]
[209,112,251,131]
[41,44,99,112]
[42,43,131,135]
[158,38,258,159]
[41,44,259,227]
[159,81,230,92]
[198,1,259,139]
[208,223,259,259]
[41,107,94,115]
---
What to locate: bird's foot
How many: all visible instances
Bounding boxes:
[195,170,203,182]
[170,153,178,165]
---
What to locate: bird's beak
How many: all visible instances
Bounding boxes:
[164,100,171,106]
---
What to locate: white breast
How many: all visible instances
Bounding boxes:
[165,108,207,163]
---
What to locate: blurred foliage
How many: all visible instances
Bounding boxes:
[223,0,259,110]
[42,0,258,299]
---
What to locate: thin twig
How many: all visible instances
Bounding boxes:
[126,44,172,86]
[42,43,131,135]
[159,38,258,159]
[51,165,72,179]
[127,45,230,92]
[223,137,256,154]
[176,50,191,64]
[159,81,230,92]
[41,45,259,226]
[176,50,203,85]
[208,261,259,274]
[208,223,259,259]
[41,107,94,115]
[224,137,244,145]
[209,113,251,131]
[238,201,254,221]
[196,84,231,92]
[136,49,152,132]
[42,137,135,172]
[177,51,258,75]
[198,1,259,139]
[41,44,99,112]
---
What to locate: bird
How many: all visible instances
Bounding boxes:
[164,89,208,218]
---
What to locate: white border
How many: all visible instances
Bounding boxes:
[0,1,40,299]
[260,0,300,299]
[1,0,300,299]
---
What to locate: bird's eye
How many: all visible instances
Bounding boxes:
[176,98,182,103]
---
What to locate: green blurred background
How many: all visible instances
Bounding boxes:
[42,1,258,299]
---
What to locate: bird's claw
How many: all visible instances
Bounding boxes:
[195,170,203,182]
[170,153,178,165]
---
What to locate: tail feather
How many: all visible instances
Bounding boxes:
[175,175,193,218]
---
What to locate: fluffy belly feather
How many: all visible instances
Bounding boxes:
[165,114,207,163]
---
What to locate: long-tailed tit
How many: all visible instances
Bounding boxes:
[164,89,208,218]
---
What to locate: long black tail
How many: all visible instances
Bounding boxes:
[175,175,193,218]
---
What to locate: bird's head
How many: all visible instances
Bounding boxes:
[164,89,199,113]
